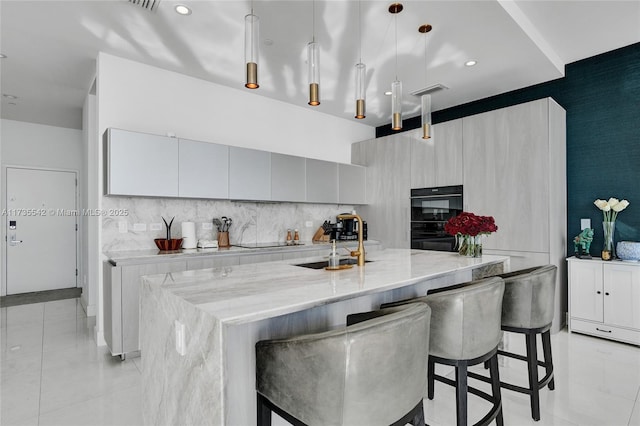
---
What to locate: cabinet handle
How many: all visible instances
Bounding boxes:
[596,291,601,294]
[596,328,612,334]
[605,292,610,296]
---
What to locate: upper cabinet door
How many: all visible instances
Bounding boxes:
[178,139,229,199]
[338,163,366,205]
[306,159,338,203]
[271,153,306,202]
[229,147,271,200]
[105,128,179,197]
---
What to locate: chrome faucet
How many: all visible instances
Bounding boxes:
[336,214,365,267]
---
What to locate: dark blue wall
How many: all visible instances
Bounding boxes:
[378,42,640,256]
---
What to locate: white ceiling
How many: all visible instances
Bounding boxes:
[1,0,639,130]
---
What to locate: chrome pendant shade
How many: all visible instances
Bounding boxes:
[244,12,259,89]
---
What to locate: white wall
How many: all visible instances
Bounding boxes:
[92,53,375,345]
[0,119,83,296]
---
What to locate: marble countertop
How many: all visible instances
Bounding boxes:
[141,249,508,325]
[105,240,379,265]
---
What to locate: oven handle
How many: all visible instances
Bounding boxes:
[411,194,462,199]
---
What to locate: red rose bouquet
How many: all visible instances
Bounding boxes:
[444,212,498,237]
[444,212,498,257]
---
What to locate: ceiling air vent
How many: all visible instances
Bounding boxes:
[410,83,449,97]
[128,0,161,12]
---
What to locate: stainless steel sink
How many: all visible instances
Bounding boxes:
[294,258,372,269]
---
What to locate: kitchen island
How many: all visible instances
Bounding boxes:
[140,249,509,426]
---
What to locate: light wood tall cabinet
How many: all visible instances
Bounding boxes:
[411,119,463,188]
[463,98,566,331]
[568,257,640,345]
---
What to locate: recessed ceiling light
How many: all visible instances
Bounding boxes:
[0,53,7,59]
[3,94,18,99]
[175,5,191,15]
[465,60,477,67]
[384,91,392,96]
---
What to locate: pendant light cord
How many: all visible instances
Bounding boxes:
[312,0,316,43]
[358,0,362,63]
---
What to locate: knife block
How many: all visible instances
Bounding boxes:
[312,226,330,242]
[217,231,230,248]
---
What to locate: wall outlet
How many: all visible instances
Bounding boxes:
[202,222,213,230]
[305,221,313,228]
[175,320,186,356]
[118,222,128,233]
[580,218,591,230]
[150,223,162,231]
[133,223,147,232]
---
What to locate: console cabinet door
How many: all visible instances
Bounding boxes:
[603,263,640,329]
[463,100,549,252]
[271,153,306,202]
[229,147,271,200]
[569,260,603,323]
[306,159,338,203]
[105,128,179,197]
[179,139,229,199]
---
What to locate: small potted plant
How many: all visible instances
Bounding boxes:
[154,216,183,251]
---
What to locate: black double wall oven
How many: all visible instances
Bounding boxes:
[410,185,463,252]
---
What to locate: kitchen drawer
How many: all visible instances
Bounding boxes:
[570,318,640,346]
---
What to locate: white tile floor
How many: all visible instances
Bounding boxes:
[1,298,639,426]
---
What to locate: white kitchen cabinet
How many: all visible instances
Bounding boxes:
[104,128,179,197]
[338,163,366,205]
[271,153,306,202]
[229,146,271,200]
[411,119,463,188]
[568,258,640,346]
[178,139,229,199]
[306,158,338,204]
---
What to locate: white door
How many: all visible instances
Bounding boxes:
[6,167,77,294]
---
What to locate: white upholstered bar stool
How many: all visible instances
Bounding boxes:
[255,303,431,426]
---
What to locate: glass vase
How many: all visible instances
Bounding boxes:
[602,221,615,260]
[458,234,483,258]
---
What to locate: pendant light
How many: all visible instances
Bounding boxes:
[354,0,366,119]
[244,3,259,89]
[419,24,433,139]
[389,3,403,130]
[308,0,320,106]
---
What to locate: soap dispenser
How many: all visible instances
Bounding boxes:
[329,240,340,268]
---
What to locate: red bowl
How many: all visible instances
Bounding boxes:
[154,238,183,251]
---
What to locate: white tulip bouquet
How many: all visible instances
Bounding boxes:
[593,197,630,222]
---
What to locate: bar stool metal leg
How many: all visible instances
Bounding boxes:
[428,357,436,400]
[488,354,504,426]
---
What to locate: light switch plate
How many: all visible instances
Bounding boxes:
[118,222,128,233]
[150,223,162,231]
[305,221,313,228]
[133,223,146,232]
[202,222,213,230]
[580,218,591,230]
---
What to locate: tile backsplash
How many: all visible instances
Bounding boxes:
[102,196,355,252]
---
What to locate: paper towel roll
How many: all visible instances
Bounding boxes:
[181,222,197,249]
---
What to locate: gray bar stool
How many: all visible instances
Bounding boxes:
[382,277,505,426]
[470,264,557,421]
[255,303,431,426]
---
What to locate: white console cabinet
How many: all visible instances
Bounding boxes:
[568,257,640,346]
